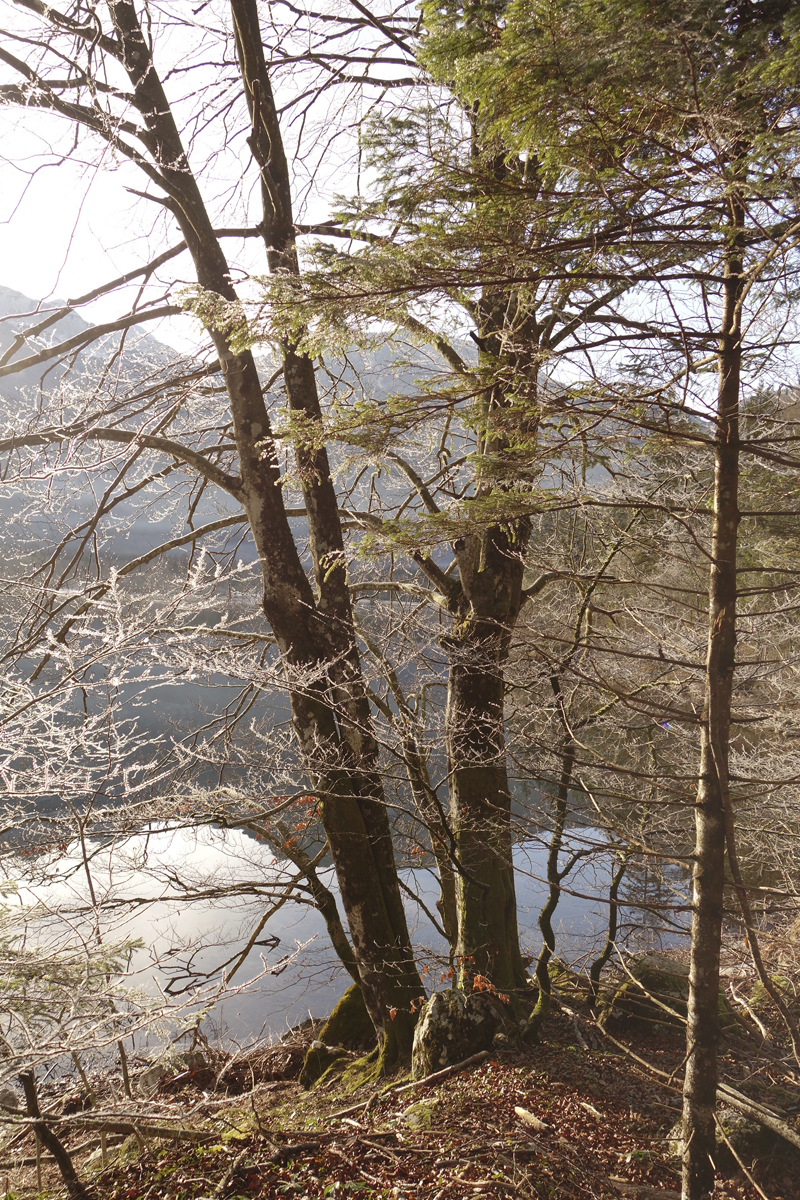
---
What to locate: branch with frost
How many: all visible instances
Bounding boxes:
[0,306,181,380]
[23,514,249,677]
[0,227,262,369]
[0,427,241,494]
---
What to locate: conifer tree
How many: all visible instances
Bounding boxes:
[412,1,800,1193]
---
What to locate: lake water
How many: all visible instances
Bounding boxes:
[8,823,688,1047]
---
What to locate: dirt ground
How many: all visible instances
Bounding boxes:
[3,1000,798,1200]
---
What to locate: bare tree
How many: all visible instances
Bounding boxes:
[0,0,423,1071]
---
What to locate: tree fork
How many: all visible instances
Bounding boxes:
[102,0,421,1060]
[229,0,421,1042]
[232,0,415,900]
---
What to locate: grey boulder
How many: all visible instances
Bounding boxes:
[411,989,500,1080]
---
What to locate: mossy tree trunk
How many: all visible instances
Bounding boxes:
[446,522,530,995]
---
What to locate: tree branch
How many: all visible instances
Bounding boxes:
[0,228,262,367]
[385,451,441,514]
[401,315,469,374]
[344,0,415,56]
[0,306,181,379]
[0,428,241,494]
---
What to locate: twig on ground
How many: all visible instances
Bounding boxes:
[211,1148,249,1198]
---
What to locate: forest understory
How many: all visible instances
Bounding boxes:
[3,942,799,1200]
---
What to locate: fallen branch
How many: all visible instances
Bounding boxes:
[561,998,800,1155]
[61,1117,212,1143]
[394,1050,492,1095]
[212,1148,249,1197]
[610,1185,680,1199]
[716,1085,800,1152]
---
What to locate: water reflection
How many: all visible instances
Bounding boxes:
[10,824,689,1044]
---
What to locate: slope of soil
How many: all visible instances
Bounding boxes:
[4,1002,798,1200]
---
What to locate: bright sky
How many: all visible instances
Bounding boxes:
[0,3,369,354]
[0,108,257,352]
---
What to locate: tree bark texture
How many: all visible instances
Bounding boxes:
[357,622,459,951]
[681,201,743,1200]
[447,522,530,993]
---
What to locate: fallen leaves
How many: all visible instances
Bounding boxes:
[7,1009,795,1200]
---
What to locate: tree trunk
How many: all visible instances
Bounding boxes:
[447,525,530,994]
[230,0,422,1060]
[442,136,539,992]
[589,851,628,1010]
[357,621,459,953]
[682,200,743,1200]
[107,0,422,1063]
[443,234,536,992]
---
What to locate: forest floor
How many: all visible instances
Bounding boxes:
[2,989,799,1200]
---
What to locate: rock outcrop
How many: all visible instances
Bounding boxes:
[669,1107,780,1169]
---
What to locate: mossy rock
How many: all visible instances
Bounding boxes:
[669,1108,780,1168]
[600,953,734,1031]
[750,975,795,1012]
[411,989,500,1080]
[299,984,375,1088]
[86,1142,126,1172]
[132,1047,209,1097]
[85,1133,141,1167]
[402,1099,439,1130]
